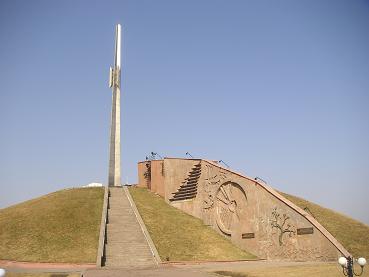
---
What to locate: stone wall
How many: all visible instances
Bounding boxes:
[137,161,150,188]
[137,158,349,261]
[151,160,165,197]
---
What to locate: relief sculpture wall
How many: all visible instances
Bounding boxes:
[138,158,350,261]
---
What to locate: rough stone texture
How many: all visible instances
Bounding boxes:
[108,25,121,187]
[104,187,156,267]
[151,160,165,197]
[85,266,213,277]
[97,187,109,267]
[108,84,121,187]
[138,158,350,261]
[138,161,150,188]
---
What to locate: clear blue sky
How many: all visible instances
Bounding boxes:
[0,0,368,225]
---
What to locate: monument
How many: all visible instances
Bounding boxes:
[138,158,351,261]
[108,24,122,187]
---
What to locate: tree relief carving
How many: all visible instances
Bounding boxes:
[270,207,296,246]
[203,164,228,210]
[215,181,247,235]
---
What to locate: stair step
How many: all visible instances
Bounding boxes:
[179,183,197,189]
[108,214,136,219]
[104,255,154,260]
[176,187,198,193]
[108,203,130,207]
[102,188,156,267]
[188,171,201,176]
[106,228,143,234]
[170,194,196,201]
[173,190,197,196]
[185,180,198,185]
[105,248,152,256]
[104,260,154,267]
[105,243,151,248]
[185,175,200,181]
[108,212,135,217]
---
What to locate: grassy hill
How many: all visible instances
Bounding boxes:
[129,186,256,261]
[1,184,366,265]
[282,192,369,259]
[0,187,104,263]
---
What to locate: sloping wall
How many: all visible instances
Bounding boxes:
[138,158,350,261]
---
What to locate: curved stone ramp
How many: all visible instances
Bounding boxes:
[104,187,158,267]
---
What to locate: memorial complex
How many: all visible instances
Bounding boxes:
[101,23,353,266]
[1,23,367,277]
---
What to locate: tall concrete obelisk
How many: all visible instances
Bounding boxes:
[108,24,122,187]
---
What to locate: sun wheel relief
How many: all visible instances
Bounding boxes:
[215,182,247,235]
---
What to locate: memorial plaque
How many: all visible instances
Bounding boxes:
[242,232,255,239]
[297,227,314,235]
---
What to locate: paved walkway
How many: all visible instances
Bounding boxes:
[104,187,156,267]
[3,260,338,277]
[84,261,337,277]
[84,266,213,277]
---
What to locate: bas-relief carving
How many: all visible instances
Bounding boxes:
[270,207,296,246]
[257,207,335,260]
[256,208,298,259]
[203,165,229,210]
[215,182,248,235]
[188,162,340,261]
[201,164,250,237]
[262,241,333,261]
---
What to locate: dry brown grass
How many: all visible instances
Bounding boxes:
[0,187,104,263]
[129,186,256,261]
[282,192,369,259]
[214,263,369,277]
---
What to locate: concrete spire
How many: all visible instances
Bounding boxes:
[108,24,122,187]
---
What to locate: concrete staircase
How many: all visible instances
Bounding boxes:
[104,187,156,267]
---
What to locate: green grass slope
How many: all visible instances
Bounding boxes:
[0,187,104,263]
[282,192,369,259]
[129,186,256,261]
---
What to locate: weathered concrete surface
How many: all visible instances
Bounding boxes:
[96,186,109,267]
[108,25,121,187]
[3,260,338,277]
[108,85,121,187]
[138,161,150,188]
[138,158,350,261]
[84,266,213,277]
[104,187,156,267]
[151,160,165,197]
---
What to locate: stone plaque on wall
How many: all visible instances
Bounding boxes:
[242,232,255,239]
[297,227,314,235]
